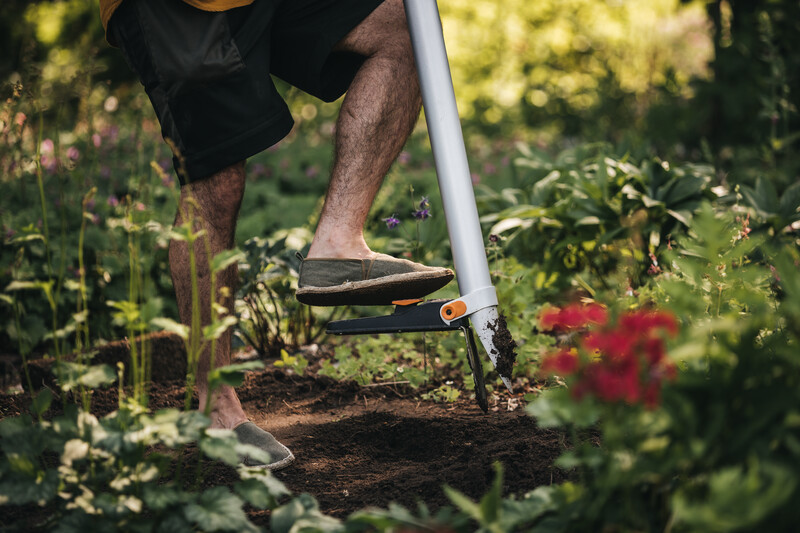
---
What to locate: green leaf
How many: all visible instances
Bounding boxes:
[32,388,53,417]
[142,484,188,511]
[479,462,504,524]
[202,315,238,341]
[271,493,343,533]
[778,181,800,219]
[526,388,599,428]
[183,486,256,532]
[200,430,243,466]
[444,485,482,521]
[210,249,246,274]
[207,361,264,391]
[234,478,278,509]
[0,468,59,506]
[53,362,116,391]
[150,317,190,340]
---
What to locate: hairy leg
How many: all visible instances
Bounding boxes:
[306,0,421,259]
[169,162,248,429]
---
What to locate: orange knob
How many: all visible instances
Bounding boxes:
[441,300,467,320]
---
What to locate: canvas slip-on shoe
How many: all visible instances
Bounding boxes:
[233,421,295,471]
[295,253,454,306]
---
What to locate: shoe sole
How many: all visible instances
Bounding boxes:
[296,270,454,306]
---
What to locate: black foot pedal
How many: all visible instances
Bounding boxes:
[326,299,466,335]
[327,299,489,412]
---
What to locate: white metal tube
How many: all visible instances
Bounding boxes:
[403,0,492,296]
[404,0,514,391]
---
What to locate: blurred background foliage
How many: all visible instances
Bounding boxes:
[2,0,797,167]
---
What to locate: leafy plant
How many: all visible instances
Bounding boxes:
[479,145,716,286]
[515,207,800,532]
[235,236,344,358]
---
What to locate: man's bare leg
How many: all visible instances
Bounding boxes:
[307,0,421,260]
[169,162,248,430]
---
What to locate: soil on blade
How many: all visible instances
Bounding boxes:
[488,314,518,379]
[1,337,567,524]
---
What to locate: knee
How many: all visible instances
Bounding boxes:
[182,162,246,227]
[376,0,414,62]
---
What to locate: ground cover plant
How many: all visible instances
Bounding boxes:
[2,0,800,531]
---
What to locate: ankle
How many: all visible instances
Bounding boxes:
[199,386,248,430]
[307,239,374,259]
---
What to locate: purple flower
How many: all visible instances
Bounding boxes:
[483,162,497,175]
[107,195,119,207]
[418,196,430,210]
[412,208,430,221]
[398,151,412,165]
[489,234,499,243]
[67,146,80,161]
[383,214,400,229]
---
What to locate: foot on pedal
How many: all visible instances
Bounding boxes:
[295,253,453,306]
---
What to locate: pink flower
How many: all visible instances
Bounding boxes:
[92,133,102,148]
[67,146,80,161]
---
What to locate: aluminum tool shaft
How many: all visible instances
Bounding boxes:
[404,0,512,391]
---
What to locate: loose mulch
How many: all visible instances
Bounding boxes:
[0,334,570,525]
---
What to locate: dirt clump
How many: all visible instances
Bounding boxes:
[488,314,517,379]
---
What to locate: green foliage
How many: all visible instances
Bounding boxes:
[236,236,342,357]
[273,349,309,375]
[516,208,800,532]
[0,403,288,531]
[440,0,711,138]
[479,143,716,287]
[318,337,429,388]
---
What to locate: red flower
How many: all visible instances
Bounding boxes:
[541,348,579,376]
[538,303,607,331]
[538,307,563,331]
[540,305,679,409]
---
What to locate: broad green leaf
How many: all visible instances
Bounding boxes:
[202,315,238,341]
[32,388,53,417]
[271,493,342,533]
[210,249,246,274]
[526,388,599,428]
[234,478,280,509]
[444,485,482,521]
[200,430,242,466]
[0,468,59,506]
[150,317,190,340]
[183,486,255,532]
[53,362,116,391]
[207,361,264,391]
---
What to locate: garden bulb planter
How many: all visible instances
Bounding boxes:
[327,0,517,412]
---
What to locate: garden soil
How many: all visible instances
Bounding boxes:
[0,334,569,525]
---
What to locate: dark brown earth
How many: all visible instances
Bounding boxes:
[1,333,569,524]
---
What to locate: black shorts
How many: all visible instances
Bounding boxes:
[109,0,384,184]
